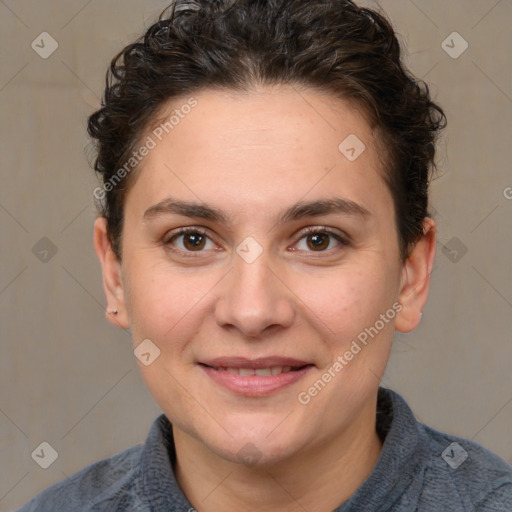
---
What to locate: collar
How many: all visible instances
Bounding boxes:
[139,388,425,511]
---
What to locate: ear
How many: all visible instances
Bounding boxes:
[93,216,130,329]
[395,217,436,333]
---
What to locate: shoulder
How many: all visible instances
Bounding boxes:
[417,422,512,510]
[378,388,512,511]
[15,445,147,512]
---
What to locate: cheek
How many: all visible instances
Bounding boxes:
[123,257,219,343]
[292,262,395,344]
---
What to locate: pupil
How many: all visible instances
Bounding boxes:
[185,233,205,250]
[308,233,328,250]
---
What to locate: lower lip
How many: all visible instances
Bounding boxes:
[200,365,313,397]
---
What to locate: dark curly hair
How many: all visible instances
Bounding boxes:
[87,0,446,261]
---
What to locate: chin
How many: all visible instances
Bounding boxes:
[220,438,300,468]
[197,418,309,468]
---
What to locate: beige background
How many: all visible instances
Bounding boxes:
[1,0,511,509]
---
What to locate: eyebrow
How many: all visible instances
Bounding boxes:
[143,196,370,224]
[279,197,370,223]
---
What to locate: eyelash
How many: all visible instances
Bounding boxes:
[296,227,350,253]
[163,226,350,258]
[163,227,215,258]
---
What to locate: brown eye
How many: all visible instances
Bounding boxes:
[167,229,215,252]
[306,233,330,251]
[182,233,206,251]
[294,228,348,253]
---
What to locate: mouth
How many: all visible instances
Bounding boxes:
[198,357,315,396]
[202,365,305,376]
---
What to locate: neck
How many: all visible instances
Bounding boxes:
[173,396,382,512]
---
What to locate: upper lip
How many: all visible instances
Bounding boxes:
[199,357,313,369]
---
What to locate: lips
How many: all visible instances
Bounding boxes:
[222,366,293,376]
[199,356,312,369]
[198,357,314,397]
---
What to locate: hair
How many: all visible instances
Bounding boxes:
[87,0,446,261]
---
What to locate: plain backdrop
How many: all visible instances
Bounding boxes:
[1,0,511,509]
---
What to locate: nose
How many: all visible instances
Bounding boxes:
[214,249,295,339]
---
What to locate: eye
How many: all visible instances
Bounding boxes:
[294,228,349,253]
[166,228,217,253]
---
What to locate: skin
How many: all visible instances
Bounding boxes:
[94,84,436,511]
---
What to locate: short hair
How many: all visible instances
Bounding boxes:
[87,0,446,261]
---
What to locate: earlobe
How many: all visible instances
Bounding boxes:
[395,217,436,333]
[93,217,130,329]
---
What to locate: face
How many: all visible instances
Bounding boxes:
[96,85,434,466]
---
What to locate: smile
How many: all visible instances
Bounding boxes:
[198,358,314,396]
[208,366,298,376]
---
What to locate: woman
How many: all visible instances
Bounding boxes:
[17,0,512,510]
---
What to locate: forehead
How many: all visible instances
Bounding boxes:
[125,85,393,224]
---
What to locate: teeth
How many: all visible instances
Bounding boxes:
[214,366,295,376]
